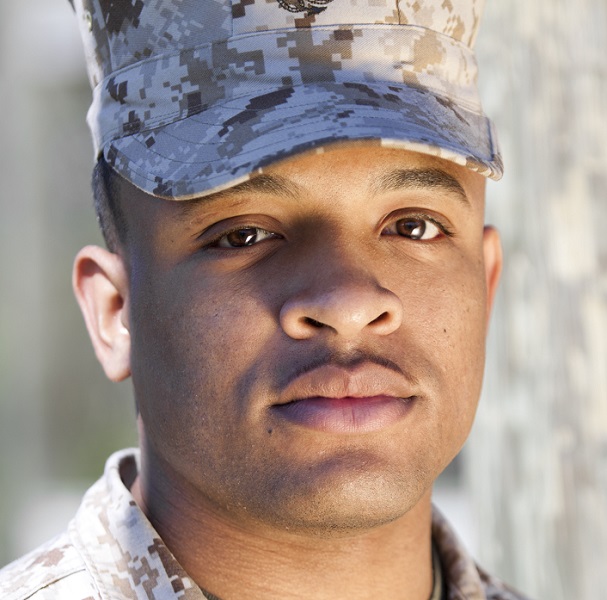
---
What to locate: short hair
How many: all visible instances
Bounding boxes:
[92,157,128,253]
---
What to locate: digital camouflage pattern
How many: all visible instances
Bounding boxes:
[0,450,529,600]
[69,0,502,199]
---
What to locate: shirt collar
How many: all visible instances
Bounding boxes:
[70,449,487,600]
[432,505,486,600]
[70,448,204,599]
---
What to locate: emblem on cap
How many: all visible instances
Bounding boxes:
[277,0,335,15]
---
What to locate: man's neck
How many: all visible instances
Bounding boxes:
[131,471,435,600]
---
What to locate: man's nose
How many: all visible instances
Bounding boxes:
[279,273,404,341]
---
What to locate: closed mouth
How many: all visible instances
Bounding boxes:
[272,362,418,433]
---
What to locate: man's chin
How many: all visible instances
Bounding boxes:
[239,461,434,538]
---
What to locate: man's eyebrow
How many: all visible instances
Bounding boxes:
[177,174,301,217]
[372,168,470,205]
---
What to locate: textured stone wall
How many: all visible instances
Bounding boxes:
[472,2,607,598]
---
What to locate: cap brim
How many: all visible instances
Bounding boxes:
[104,80,502,200]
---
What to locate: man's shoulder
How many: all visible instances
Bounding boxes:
[477,565,531,600]
[0,530,97,600]
[432,505,531,600]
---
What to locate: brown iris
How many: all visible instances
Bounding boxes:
[225,228,260,247]
[396,218,427,240]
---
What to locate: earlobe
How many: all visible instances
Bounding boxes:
[482,226,503,325]
[72,245,131,382]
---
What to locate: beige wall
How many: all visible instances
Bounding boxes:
[0,1,136,561]
[473,2,607,598]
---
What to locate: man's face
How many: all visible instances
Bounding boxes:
[119,145,500,534]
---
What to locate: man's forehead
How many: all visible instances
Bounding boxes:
[115,146,483,236]
[169,149,476,217]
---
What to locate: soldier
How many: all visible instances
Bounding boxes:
[0,0,529,599]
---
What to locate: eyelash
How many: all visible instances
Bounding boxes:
[204,225,282,249]
[202,211,453,250]
[384,212,454,239]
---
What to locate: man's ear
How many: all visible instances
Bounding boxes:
[482,226,503,326]
[73,245,131,382]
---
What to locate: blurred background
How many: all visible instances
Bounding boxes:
[0,2,605,599]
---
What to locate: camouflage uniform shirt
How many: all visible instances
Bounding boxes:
[0,449,528,600]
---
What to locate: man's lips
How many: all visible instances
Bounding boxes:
[273,395,415,434]
[272,363,417,434]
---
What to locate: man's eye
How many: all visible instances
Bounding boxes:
[385,217,442,240]
[215,227,278,248]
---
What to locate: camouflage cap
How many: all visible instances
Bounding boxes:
[71,0,502,200]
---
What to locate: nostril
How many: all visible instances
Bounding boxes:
[281,289,403,340]
[303,317,325,328]
[369,312,390,326]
